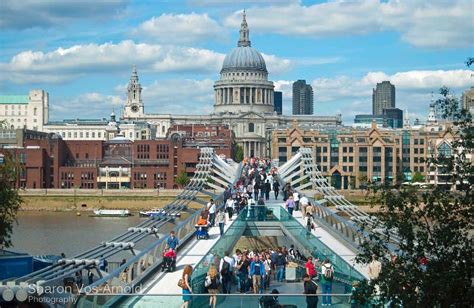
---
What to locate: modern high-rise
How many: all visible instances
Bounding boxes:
[461,86,474,112]
[372,81,395,116]
[274,91,282,115]
[292,80,313,115]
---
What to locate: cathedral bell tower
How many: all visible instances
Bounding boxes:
[123,65,144,119]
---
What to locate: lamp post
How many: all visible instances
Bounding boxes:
[156,172,160,197]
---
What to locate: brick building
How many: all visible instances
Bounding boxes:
[272,121,464,189]
[0,124,232,189]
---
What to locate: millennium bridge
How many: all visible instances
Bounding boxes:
[1,148,398,307]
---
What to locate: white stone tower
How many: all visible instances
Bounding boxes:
[123,65,144,119]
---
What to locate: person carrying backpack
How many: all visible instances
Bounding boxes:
[219,254,234,294]
[321,259,334,306]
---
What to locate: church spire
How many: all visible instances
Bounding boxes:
[130,64,139,84]
[238,10,251,47]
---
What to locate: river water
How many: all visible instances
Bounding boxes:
[10,211,143,257]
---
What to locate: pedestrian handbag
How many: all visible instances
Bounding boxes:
[205,275,212,288]
[178,278,187,289]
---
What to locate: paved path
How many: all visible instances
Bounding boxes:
[269,198,369,279]
[128,214,237,307]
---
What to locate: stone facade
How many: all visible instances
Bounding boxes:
[272,121,463,189]
[0,90,49,131]
[121,12,342,157]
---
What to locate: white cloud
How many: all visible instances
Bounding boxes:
[0,40,225,84]
[50,92,123,119]
[0,40,292,84]
[224,0,474,48]
[133,13,226,44]
[142,79,215,114]
[272,69,472,122]
[261,53,292,75]
[0,0,129,29]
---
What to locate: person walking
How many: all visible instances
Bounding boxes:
[300,194,309,216]
[216,209,226,236]
[303,274,319,308]
[167,231,179,250]
[208,199,216,227]
[225,198,234,220]
[264,180,271,201]
[321,259,334,306]
[250,254,266,294]
[368,254,382,281]
[305,256,317,280]
[275,248,287,282]
[219,253,234,294]
[263,254,272,290]
[293,191,300,211]
[285,196,295,216]
[205,265,220,308]
[253,182,260,201]
[180,265,193,308]
[273,180,280,200]
[237,254,250,293]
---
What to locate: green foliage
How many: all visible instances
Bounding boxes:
[355,81,473,306]
[175,170,190,188]
[234,144,244,162]
[410,171,424,183]
[0,152,22,249]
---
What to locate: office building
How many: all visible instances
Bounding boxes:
[292,80,314,115]
[382,108,403,128]
[461,86,474,112]
[372,81,395,116]
[272,120,462,189]
[274,91,282,115]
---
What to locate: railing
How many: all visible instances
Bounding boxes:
[1,149,241,306]
[276,148,397,253]
[270,205,365,284]
[189,211,247,307]
[76,293,355,308]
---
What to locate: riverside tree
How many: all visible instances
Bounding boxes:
[0,122,22,249]
[354,72,473,305]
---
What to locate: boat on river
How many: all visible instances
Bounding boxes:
[91,209,131,217]
[139,209,181,217]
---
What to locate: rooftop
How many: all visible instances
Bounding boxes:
[0,95,29,105]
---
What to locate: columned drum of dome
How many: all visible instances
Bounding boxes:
[214,12,275,114]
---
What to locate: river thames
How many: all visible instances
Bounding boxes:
[11,211,143,257]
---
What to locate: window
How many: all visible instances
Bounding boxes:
[33,108,37,116]
[248,123,255,132]
[438,142,451,157]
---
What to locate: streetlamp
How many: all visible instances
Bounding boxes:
[156,172,160,197]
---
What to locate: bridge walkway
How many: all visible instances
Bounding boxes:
[284,202,368,278]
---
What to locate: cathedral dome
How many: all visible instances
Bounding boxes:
[221,46,267,73]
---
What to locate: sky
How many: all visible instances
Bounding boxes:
[0,0,472,123]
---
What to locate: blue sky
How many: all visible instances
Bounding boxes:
[0,0,472,123]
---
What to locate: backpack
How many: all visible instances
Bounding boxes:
[323,264,334,280]
[221,260,230,276]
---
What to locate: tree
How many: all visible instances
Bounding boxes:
[411,171,424,183]
[0,151,22,249]
[354,78,473,306]
[234,144,244,162]
[175,170,190,188]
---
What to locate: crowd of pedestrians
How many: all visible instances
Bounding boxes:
[176,156,341,307]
